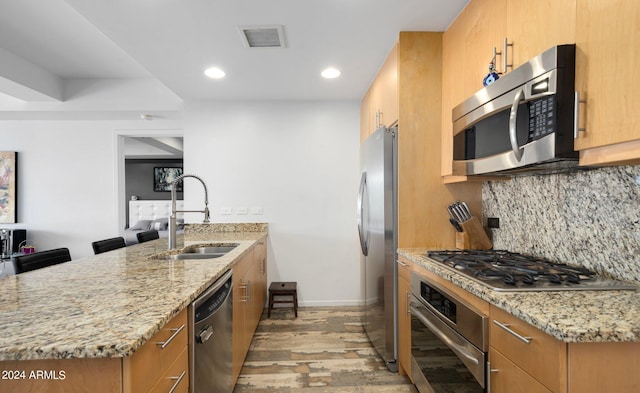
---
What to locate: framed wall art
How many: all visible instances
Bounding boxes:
[0,152,17,224]
[154,167,183,192]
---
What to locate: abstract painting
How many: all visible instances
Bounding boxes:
[154,167,183,192]
[0,152,17,223]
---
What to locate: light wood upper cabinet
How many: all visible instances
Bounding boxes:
[505,0,576,72]
[575,0,640,166]
[441,0,578,179]
[360,43,398,142]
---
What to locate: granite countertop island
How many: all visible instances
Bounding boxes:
[399,249,640,343]
[0,223,268,362]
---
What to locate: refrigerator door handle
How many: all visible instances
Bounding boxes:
[357,171,368,256]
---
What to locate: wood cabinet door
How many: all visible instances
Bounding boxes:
[489,348,553,393]
[378,43,398,129]
[441,8,467,177]
[575,0,640,161]
[360,89,372,142]
[397,259,412,379]
[461,0,506,98]
[506,0,576,70]
[232,254,250,383]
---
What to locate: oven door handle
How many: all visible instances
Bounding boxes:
[410,303,479,366]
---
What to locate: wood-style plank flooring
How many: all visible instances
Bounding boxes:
[234,306,417,393]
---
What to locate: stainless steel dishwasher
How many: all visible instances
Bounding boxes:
[189,269,233,393]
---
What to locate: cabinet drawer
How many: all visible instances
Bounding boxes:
[124,309,188,393]
[490,305,566,393]
[489,348,552,393]
[149,347,189,393]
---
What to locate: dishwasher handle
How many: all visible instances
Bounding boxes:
[197,325,214,344]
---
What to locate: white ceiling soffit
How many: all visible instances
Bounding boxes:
[0,0,470,102]
[130,137,183,157]
[239,25,287,48]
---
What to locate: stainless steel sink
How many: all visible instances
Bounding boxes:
[184,245,238,254]
[153,243,238,261]
[160,253,226,260]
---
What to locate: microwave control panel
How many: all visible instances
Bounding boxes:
[528,95,555,141]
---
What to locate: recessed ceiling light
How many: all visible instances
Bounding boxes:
[204,67,226,79]
[321,67,341,79]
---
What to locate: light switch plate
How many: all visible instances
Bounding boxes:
[235,207,248,215]
[220,207,232,215]
[250,207,263,215]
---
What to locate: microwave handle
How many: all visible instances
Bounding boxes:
[509,88,525,161]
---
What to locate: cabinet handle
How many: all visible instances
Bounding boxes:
[405,291,410,316]
[492,319,532,344]
[168,370,187,393]
[261,257,266,274]
[240,282,248,302]
[493,46,503,74]
[156,324,185,350]
[503,37,513,73]
[574,91,587,138]
[247,280,251,302]
[487,361,499,393]
[397,260,409,268]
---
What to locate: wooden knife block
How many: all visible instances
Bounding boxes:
[456,216,492,250]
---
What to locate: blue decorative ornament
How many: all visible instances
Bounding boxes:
[483,60,500,87]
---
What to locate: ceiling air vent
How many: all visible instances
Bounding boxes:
[238,25,287,48]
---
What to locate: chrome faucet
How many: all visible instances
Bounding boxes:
[168,174,210,250]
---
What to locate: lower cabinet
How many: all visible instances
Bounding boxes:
[397,259,412,380]
[489,304,640,393]
[489,305,566,393]
[123,308,189,393]
[231,240,268,385]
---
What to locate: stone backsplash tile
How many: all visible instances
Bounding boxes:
[482,166,640,284]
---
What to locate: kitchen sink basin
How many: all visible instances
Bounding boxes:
[152,243,239,261]
[160,253,226,260]
[183,245,238,254]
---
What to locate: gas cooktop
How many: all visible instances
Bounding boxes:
[426,250,637,292]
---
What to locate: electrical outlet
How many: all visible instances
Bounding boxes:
[250,207,263,215]
[220,207,232,215]
[487,217,500,228]
[235,207,248,215]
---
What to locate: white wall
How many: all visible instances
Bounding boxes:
[184,101,361,306]
[0,121,118,257]
[0,100,362,306]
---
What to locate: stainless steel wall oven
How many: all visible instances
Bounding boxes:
[410,272,488,393]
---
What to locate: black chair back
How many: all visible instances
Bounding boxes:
[14,248,71,274]
[136,230,160,244]
[91,237,126,255]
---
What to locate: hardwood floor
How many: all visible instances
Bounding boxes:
[234,306,417,393]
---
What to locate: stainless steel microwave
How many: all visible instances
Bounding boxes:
[452,45,577,176]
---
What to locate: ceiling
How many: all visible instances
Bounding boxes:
[0,0,469,104]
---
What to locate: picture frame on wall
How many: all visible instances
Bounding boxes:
[154,167,183,192]
[0,151,18,224]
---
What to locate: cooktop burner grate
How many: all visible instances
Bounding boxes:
[426,250,637,292]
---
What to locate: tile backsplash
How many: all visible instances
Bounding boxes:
[482,165,640,284]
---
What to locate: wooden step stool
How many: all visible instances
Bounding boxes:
[268,281,298,318]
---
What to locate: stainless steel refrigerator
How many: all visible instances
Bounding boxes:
[357,125,398,372]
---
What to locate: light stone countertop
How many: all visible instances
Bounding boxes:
[0,224,268,361]
[400,249,640,343]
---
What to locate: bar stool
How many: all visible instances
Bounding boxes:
[268,281,298,318]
